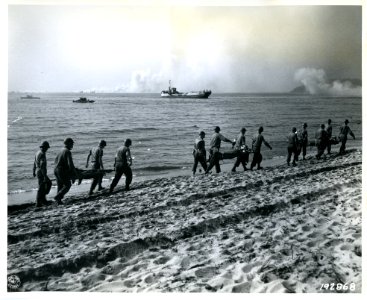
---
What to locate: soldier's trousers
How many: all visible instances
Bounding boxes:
[54,167,72,201]
[339,138,347,154]
[206,150,221,173]
[250,152,263,169]
[36,171,52,206]
[232,151,249,171]
[316,142,326,159]
[192,153,207,174]
[287,146,298,164]
[90,164,103,192]
[109,164,132,192]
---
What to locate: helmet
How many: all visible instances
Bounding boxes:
[125,138,132,146]
[99,140,107,147]
[40,141,50,149]
[64,137,74,145]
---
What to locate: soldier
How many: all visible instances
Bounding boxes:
[54,138,78,204]
[315,124,328,159]
[300,123,308,160]
[33,141,52,207]
[192,131,207,175]
[205,126,235,174]
[326,119,333,154]
[250,126,272,170]
[231,127,249,172]
[339,119,355,155]
[287,127,299,166]
[86,140,107,195]
[109,139,133,193]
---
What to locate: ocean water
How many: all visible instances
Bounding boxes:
[7,93,362,205]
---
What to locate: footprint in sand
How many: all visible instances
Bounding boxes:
[306,241,317,248]
[153,256,171,265]
[122,279,135,288]
[195,266,217,278]
[307,231,318,239]
[231,281,252,293]
[339,244,352,251]
[301,225,311,232]
[144,274,154,284]
[242,261,262,273]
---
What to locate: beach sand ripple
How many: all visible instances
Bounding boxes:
[8,149,362,292]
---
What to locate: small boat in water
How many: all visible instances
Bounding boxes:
[161,81,211,98]
[20,94,40,99]
[73,97,95,103]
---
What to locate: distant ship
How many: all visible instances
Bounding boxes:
[73,97,95,103]
[20,95,40,99]
[161,81,211,98]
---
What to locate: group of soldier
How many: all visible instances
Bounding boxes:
[33,138,133,207]
[289,118,355,166]
[192,126,272,176]
[192,119,355,175]
[32,119,355,208]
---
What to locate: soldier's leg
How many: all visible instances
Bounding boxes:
[287,147,292,165]
[250,153,258,170]
[124,166,133,190]
[214,152,221,173]
[205,151,215,173]
[192,155,199,174]
[89,177,99,195]
[257,153,263,169]
[36,173,45,207]
[109,165,123,192]
[56,173,72,201]
[97,173,104,190]
[232,156,241,172]
[199,156,207,172]
[302,143,307,159]
[327,141,331,154]
[339,139,346,154]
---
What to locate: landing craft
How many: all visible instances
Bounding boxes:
[161,80,211,98]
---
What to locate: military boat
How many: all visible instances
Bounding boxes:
[20,94,40,99]
[73,97,95,103]
[161,81,211,98]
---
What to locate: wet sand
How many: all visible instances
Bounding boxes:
[7,149,362,292]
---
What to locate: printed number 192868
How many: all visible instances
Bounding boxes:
[320,283,355,291]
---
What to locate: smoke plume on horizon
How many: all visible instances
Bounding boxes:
[294,68,361,97]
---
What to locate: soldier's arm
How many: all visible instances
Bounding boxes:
[33,156,36,177]
[67,151,78,177]
[99,150,104,170]
[127,149,133,166]
[219,133,233,144]
[264,137,272,150]
[349,129,355,139]
[85,150,91,168]
[39,156,48,181]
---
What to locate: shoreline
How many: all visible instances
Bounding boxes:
[6,145,319,208]
[7,143,359,209]
[7,148,362,292]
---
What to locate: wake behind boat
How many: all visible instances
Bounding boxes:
[161,81,211,98]
[73,97,95,103]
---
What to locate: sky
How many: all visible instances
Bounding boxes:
[8,4,362,94]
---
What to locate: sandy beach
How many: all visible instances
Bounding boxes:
[7,148,362,293]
